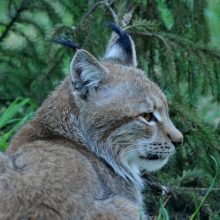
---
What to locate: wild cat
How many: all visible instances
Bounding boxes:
[0,23,183,219]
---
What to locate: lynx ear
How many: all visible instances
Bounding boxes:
[104,23,137,67]
[70,49,107,98]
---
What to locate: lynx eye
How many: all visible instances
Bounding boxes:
[140,112,156,122]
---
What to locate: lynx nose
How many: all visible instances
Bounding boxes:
[167,132,183,148]
[172,138,183,148]
[165,118,184,148]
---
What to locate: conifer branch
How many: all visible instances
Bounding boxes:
[134,31,171,52]
[145,178,220,196]
[78,0,115,28]
[163,33,220,60]
[0,0,27,42]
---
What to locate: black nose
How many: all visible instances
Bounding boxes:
[172,140,183,148]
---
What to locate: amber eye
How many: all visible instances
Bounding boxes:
[140,112,154,122]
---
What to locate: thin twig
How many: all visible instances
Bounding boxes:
[144,178,220,195]
[134,31,171,53]
[121,6,136,27]
[171,186,220,192]
[78,0,114,28]
[104,0,118,24]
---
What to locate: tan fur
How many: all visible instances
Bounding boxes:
[1,28,183,220]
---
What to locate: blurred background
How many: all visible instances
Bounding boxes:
[0,0,219,219]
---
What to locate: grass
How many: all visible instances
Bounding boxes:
[157,199,170,220]
[0,97,35,151]
[189,155,218,220]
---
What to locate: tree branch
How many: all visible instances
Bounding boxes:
[132,31,171,53]
[0,0,27,43]
[104,0,119,24]
[78,0,115,29]
[144,177,220,196]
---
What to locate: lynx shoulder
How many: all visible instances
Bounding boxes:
[1,23,183,220]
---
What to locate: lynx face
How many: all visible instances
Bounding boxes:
[68,24,183,186]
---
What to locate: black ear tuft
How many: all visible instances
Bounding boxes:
[51,38,81,50]
[104,22,137,67]
[106,22,132,55]
[106,22,125,37]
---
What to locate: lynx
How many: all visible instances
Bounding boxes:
[0,23,183,220]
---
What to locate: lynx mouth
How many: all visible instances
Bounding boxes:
[139,154,161,160]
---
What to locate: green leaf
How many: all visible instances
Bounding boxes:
[157,0,174,30]
[157,199,170,220]
[0,98,30,128]
[190,155,218,220]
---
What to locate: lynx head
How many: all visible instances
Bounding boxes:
[57,23,183,186]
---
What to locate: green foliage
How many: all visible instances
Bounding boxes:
[157,200,170,220]
[0,97,35,151]
[190,156,218,220]
[157,0,174,30]
[205,0,220,49]
[0,0,219,219]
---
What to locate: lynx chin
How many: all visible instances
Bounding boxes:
[0,23,183,220]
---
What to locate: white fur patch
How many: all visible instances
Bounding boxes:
[120,137,174,186]
[105,44,122,60]
[154,111,162,121]
[138,157,169,172]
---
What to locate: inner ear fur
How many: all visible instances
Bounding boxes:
[70,49,107,98]
[104,23,137,67]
